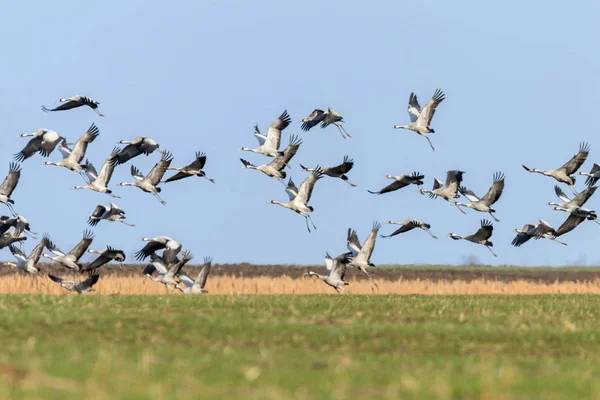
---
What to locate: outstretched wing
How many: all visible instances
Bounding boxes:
[0,163,21,198]
[28,234,51,264]
[14,136,43,162]
[480,172,505,206]
[187,152,207,170]
[459,186,480,202]
[145,151,173,186]
[268,135,301,171]
[469,219,494,242]
[70,123,100,164]
[68,230,94,261]
[295,169,323,205]
[285,178,299,201]
[195,257,212,289]
[328,155,354,175]
[88,205,107,227]
[356,221,381,262]
[300,109,325,131]
[554,214,586,237]
[585,163,600,186]
[572,185,597,207]
[265,110,291,151]
[554,185,571,203]
[407,92,421,122]
[347,228,362,256]
[560,142,590,175]
[368,180,408,195]
[415,89,445,128]
[135,242,166,261]
[444,170,464,195]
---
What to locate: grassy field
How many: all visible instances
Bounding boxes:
[0,295,599,399]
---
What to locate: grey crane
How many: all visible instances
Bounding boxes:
[0,163,21,216]
[165,151,215,184]
[43,124,99,172]
[511,220,567,247]
[548,185,597,212]
[47,273,100,294]
[75,148,120,197]
[241,110,291,157]
[176,256,212,294]
[15,129,63,162]
[241,135,302,179]
[6,234,51,274]
[299,108,351,139]
[42,230,95,272]
[579,163,600,186]
[393,89,445,151]
[0,215,36,238]
[135,236,182,265]
[118,151,173,205]
[115,137,160,165]
[368,172,424,195]
[347,222,381,285]
[42,95,104,116]
[522,142,590,195]
[145,251,193,290]
[268,169,324,233]
[88,202,134,227]
[420,170,466,214]
[381,219,437,239]
[456,172,505,221]
[305,252,352,293]
[0,229,27,249]
[448,219,496,257]
[82,247,126,272]
[300,155,357,187]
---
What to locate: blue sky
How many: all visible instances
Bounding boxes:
[1,1,599,266]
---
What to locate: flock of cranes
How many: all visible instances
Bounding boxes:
[0,88,597,295]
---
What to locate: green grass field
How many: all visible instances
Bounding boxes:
[1,295,599,399]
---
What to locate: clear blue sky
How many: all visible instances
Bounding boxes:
[1,1,599,267]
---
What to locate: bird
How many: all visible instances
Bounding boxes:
[381,219,438,239]
[145,251,193,290]
[135,236,182,265]
[87,203,134,227]
[118,151,173,205]
[47,273,100,294]
[165,151,215,184]
[522,142,590,195]
[0,163,21,216]
[268,169,324,233]
[42,230,95,272]
[0,229,27,249]
[42,95,104,116]
[5,234,51,273]
[579,163,600,187]
[299,155,357,187]
[14,129,63,162]
[0,214,36,237]
[43,124,99,172]
[115,137,160,165]
[448,219,497,257]
[511,220,567,247]
[393,89,445,151]
[553,211,597,238]
[142,253,173,278]
[368,172,424,195]
[305,252,352,293]
[347,222,381,284]
[82,247,126,272]
[176,256,212,294]
[299,108,350,139]
[548,185,597,214]
[419,170,466,214]
[241,110,291,157]
[75,148,120,197]
[240,134,302,179]
[456,172,506,221]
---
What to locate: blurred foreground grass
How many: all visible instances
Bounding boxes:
[0,295,599,399]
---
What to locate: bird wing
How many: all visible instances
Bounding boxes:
[80,274,100,289]
[300,109,325,131]
[554,185,571,203]
[328,156,354,175]
[265,110,291,151]
[511,231,533,247]
[347,228,362,256]
[135,241,166,261]
[407,92,421,122]
[572,185,597,207]
[469,220,494,242]
[145,151,173,186]
[194,257,212,289]
[40,132,62,157]
[356,222,381,262]
[0,163,21,198]
[130,165,144,181]
[80,159,98,182]
[188,152,208,170]
[369,179,408,195]
[324,252,334,272]
[416,89,445,128]
[88,205,107,226]
[14,136,43,162]
[42,99,81,112]
[560,142,590,175]
[480,172,505,206]
[68,230,94,261]
[48,274,72,284]
[163,241,183,265]
[83,253,112,272]
[386,220,419,237]
[178,273,194,288]
[95,148,120,186]
[70,123,100,164]
[254,125,267,145]
[285,178,298,201]
[444,170,464,195]
[28,234,50,264]
[330,257,348,282]
[116,143,143,164]
[295,169,323,205]
[138,138,159,156]
[46,240,66,257]
[269,135,301,171]
[585,163,600,186]
[9,244,27,262]
[459,186,480,202]
[164,171,189,183]
[554,213,586,237]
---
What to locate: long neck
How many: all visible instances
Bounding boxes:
[308,271,325,280]
[393,125,408,129]
[120,182,135,187]
[241,148,256,152]
[271,200,290,209]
